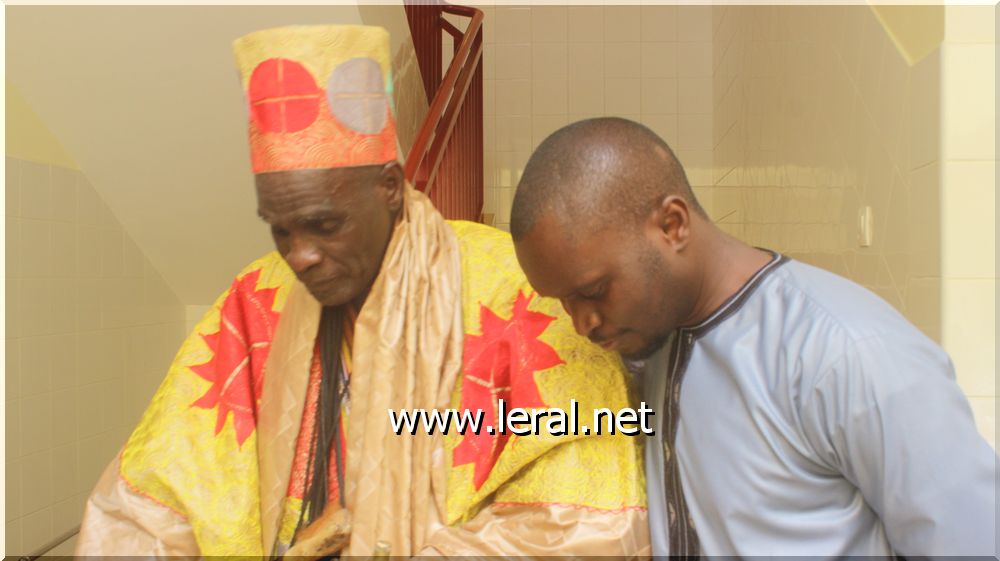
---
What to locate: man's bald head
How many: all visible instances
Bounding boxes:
[511,117,704,241]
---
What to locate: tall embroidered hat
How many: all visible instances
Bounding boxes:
[233,25,398,173]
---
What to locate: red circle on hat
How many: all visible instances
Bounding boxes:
[248,58,322,133]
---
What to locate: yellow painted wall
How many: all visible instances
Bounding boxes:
[5,81,78,169]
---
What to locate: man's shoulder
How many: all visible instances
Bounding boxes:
[768,259,917,344]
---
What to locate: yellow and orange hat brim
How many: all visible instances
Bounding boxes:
[233,25,398,174]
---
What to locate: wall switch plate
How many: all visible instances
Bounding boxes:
[858,205,873,247]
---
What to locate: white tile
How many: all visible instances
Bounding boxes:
[20,219,52,278]
[495,44,532,80]
[944,6,995,43]
[641,114,679,147]
[76,176,102,225]
[604,6,640,43]
[20,506,53,553]
[943,279,996,397]
[122,235,144,278]
[6,215,21,279]
[21,449,54,512]
[6,397,22,460]
[678,77,713,115]
[568,79,605,115]
[676,149,713,187]
[6,340,21,401]
[531,43,568,80]
[51,494,86,539]
[678,114,714,150]
[640,5,677,42]
[6,156,21,217]
[6,518,24,556]
[20,336,53,397]
[641,78,678,115]
[568,6,604,43]
[19,161,51,220]
[942,43,995,160]
[50,167,77,223]
[77,384,106,439]
[50,221,77,278]
[532,79,568,115]
[677,6,713,42]
[641,42,677,78]
[100,227,124,278]
[77,224,103,278]
[51,388,78,446]
[677,41,713,77]
[6,458,22,521]
[496,7,531,44]
[604,43,641,79]
[20,393,54,456]
[605,78,641,115]
[942,161,995,279]
[495,115,532,153]
[568,42,604,80]
[531,6,568,43]
[495,79,531,116]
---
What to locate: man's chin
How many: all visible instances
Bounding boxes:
[618,334,670,361]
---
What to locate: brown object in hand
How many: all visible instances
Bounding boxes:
[284,506,352,560]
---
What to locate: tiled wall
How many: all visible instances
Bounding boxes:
[480,5,715,230]
[5,157,186,555]
[712,6,942,339]
[940,7,996,448]
[711,6,995,447]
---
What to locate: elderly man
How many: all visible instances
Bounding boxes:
[510,117,997,557]
[76,28,649,557]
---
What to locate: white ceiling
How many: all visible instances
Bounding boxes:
[7,5,414,305]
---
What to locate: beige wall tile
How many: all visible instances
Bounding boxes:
[941,43,995,160]
[532,79,568,115]
[677,6,713,42]
[605,78,641,115]
[20,161,52,221]
[495,44,531,80]
[568,79,605,115]
[494,79,532,116]
[20,219,52,278]
[677,41,713,78]
[7,156,21,217]
[604,6,640,43]
[531,42,568,80]
[21,506,53,553]
[6,458,23,521]
[945,6,996,43]
[568,7,604,43]
[942,161,996,279]
[495,7,531,44]
[568,42,604,80]
[640,114,679,147]
[943,278,996,397]
[6,518,23,556]
[641,78,678,115]
[640,5,677,42]
[604,42,641,79]
[678,77,713,115]
[531,6,568,44]
[641,42,678,78]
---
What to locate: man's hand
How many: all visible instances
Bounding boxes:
[284,505,351,560]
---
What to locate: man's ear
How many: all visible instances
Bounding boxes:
[652,195,692,251]
[378,161,405,213]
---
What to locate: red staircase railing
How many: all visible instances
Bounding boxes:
[404,2,484,222]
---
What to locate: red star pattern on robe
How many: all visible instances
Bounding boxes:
[190,269,281,448]
[453,291,565,489]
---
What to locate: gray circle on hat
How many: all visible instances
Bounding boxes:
[327,57,389,135]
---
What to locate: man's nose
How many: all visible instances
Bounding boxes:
[285,235,322,274]
[562,299,602,338]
